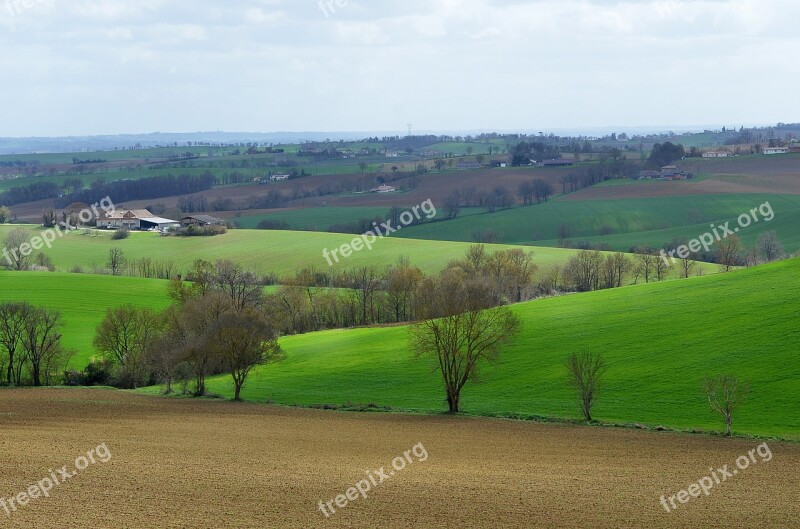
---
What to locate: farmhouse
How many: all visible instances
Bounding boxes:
[491,160,508,168]
[702,151,729,158]
[764,147,789,155]
[370,184,397,193]
[661,166,685,179]
[539,159,574,167]
[180,215,226,227]
[97,209,180,231]
[270,174,290,181]
[639,170,661,179]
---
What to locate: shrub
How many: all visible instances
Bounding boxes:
[111,228,130,240]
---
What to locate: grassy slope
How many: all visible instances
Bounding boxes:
[396,194,800,252]
[0,226,674,278]
[183,259,800,438]
[0,272,173,366]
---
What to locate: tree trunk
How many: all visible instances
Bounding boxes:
[32,364,41,387]
[234,384,242,401]
[447,392,460,413]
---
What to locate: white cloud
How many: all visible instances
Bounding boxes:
[0,0,797,136]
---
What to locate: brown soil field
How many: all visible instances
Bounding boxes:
[1,388,797,528]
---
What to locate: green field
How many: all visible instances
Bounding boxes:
[0,272,173,366]
[397,194,800,252]
[0,226,698,278]
[167,258,799,438]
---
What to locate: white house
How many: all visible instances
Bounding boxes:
[385,151,399,158]
[270,174,290,181]
[764,147,789,155]
[371,184,397,193]
[703,151,730,158]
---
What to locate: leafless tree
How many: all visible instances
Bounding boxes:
[213,260,263,310]
[757,231,784,262]
[107,248,126,276]
[410,272,520,413]
[2,228,33,270]
[566,351,607,421]
[0,302,31,384]
[634,248,656,283]
[702,375,750,436]
[209,309,285,401]
[20,307,62,387]
[93,305,162,388]
[716,235,743,272]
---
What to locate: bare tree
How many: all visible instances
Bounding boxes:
[210,309,285,401]
[634,248,656,283]
[716,235,743,272]
[0,302,31,385]
[213,260,263,310]
[2,228,32,270]
[566,351,607,421]
[757,231,784,262]
[93,306,162,388]
[107,248,126,276]
[410,272,520,413]
[20,307,62,387]
[702,375,750,436]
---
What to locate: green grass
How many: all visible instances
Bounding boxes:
[0,272,173,366]
[0,225,668,278]
[167,258,800,438]
[397,194,800,252]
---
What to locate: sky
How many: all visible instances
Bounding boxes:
[0,0,798,137]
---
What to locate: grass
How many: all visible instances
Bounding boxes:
[396,194,800,252]
[0,225,673,278]
[155,258,800,439]
[0,272,173,366]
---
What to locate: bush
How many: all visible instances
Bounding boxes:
[64,358,115,386]
[111,228,130,240]
[179,225,227,237]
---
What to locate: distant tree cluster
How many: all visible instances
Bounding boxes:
[56,173,215,208]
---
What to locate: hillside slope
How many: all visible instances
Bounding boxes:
[191,258,800,438]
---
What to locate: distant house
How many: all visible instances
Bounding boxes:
[385,151,399,158]
[370,184,397,193]
[764,147,789,155]
[661,166,684,179]
[490,160,508,168]
[539,159,574,167]
[270,174,290,181]
[639,170,661,179]
[456,162,481,170]
[97,209,179,231]
[703,151,730,158]
[181,215,226,227]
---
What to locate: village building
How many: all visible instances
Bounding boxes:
[180,215,226,227]
[370,184,397,193]
[764,147,789,155]
[97,209,180,231]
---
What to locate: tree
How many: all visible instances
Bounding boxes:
[565,351,607,421]
[385,260,423,322]
[210,309,285,401]
[564,250,602,292]
[213,260,263,310]
[702,375,750,436]
[410,273,520,413]
[0,206,11,224]
[107,248,126,276]
[634,248,656,283]
[20,307,62,387]
[602,253,631,289]
[0,302,31,385]
[93,306,162,388]
[532,179,554,203]
[716,235,743,272]
[358,162,368,173]
[2,228,32,270]
[443,191,461,219]
[757,231,784,262]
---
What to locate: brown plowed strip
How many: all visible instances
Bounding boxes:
[0,388,797,528]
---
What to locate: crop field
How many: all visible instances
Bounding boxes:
[0,225,662,278]
[1,388,797,529]
[397,193,800,251]
[150,259,800,438]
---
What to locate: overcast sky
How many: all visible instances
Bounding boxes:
[0,0,798,137]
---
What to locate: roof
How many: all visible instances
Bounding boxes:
[139,217,179,225]
[100,209,153,220]
[182,214,224,223]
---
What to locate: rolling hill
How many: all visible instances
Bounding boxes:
[172,258,800,438]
